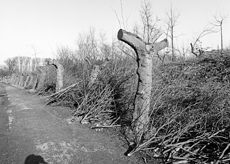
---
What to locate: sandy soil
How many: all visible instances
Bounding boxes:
[0,83,142,164]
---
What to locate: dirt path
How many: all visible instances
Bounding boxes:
[0,83,141,164]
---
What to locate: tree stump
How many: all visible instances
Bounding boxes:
[117,29,168,140]
[26,73,37,89]
[47,59,64,92]
[19,73,26,87]
[23,74,31,88]
[36,66,46,91]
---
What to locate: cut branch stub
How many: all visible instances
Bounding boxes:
[117,29,168,141]
[117,29,145,53]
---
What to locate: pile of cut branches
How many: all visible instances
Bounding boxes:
[128,54,230,163]
[46,80,82,107]
[46,80,115,123]
[46,61,135,127]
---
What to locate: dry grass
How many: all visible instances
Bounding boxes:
[46,53,136,128]
[131,53,230,163]
[40,43,230,163]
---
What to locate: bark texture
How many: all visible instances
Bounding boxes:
[28,73,37,89]
[23,74,31,88]
[19,74,26,87]
[48,60,64,92]
[36,66,46,91]
[117,29,168,136]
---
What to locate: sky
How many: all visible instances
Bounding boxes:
[0,0,230,65]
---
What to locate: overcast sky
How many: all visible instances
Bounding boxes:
[0,0,229,65]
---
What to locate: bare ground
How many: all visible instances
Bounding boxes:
[0,83,142,164]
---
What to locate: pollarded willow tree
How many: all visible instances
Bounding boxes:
[117,29,168,147]
[46,59,64,92]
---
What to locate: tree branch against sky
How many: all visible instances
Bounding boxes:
[4,58,17,75]
[139,0,162,43]
[0,0,230,65]
[165,3,180,61]
[111,0,130,30]
[190,25,217,57]
[210,13,228,53]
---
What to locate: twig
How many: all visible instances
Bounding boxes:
[217,143,230,163]
[47,81,81,98]
[111,117,120,125]
[91,125,121,129]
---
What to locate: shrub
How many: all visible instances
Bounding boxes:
[132,53,230,163]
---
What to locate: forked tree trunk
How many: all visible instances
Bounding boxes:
[47,60,64,92]
[117,29,168,137]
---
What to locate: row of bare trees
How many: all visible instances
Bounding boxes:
[117,0,228,61]
[3,56,47,76]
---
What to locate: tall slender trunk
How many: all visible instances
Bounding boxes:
[220,22,223,54]
[171,26,174,60]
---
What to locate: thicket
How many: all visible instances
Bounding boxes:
[0,68,9,78]
[38,27,230,164]
[3,0,229,160]
[3,26,230,163]
[142,53,230,163]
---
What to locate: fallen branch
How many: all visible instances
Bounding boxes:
[91,125,121,129]
[47,81,81,98]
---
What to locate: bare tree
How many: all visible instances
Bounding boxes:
[118,29,168,156]
[210,13,228,53]
[176,44,189,59]
[165,3,180,61]
[190,25,216,57]
[139,0,162,43]
[27,44,40,72]
[4,58,17,75]
[76,27,99,60]
[111,0,129,30]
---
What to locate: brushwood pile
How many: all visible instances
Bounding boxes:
[43,52,230,163]
[146,53,230,163]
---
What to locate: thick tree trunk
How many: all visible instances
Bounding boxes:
[36,67,46,91]
[23,74,31,88]
[19,73,26,87]
[10,74,16,84]
[47,60,64,92]
[27,73,37,89]
[117,29,168,137]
